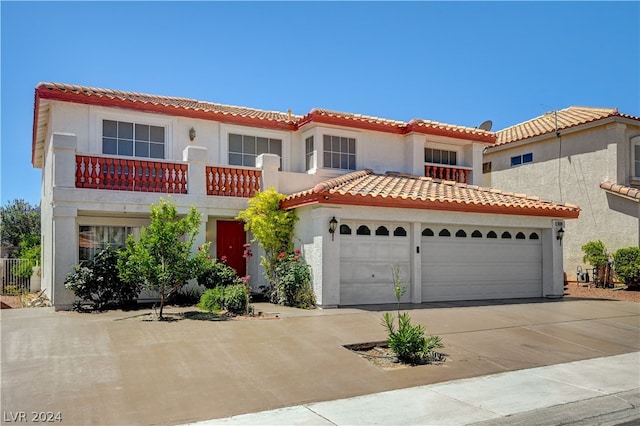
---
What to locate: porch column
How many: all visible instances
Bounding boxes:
[50,206,78,310]
[183,145,208,196]
[542,220,565,298]
[51,133,77,188]
[256,153,280,192]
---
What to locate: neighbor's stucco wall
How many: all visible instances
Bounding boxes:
[485,121,640,277]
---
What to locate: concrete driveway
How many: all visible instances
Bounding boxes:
[1,298,639,425]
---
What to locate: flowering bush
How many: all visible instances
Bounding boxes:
[274,250,315,308]
[195,245,242,289]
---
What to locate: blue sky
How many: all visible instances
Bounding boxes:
[2,1,638,207]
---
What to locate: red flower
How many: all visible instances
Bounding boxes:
[221,255,228,261]
[243,243,251,248]
[197,246,202,251]
[293,256,299,261]
[294,249,301,255]
[278,253,286,259]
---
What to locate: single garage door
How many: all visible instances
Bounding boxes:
[421,226,542,302]
[340,222,411,305]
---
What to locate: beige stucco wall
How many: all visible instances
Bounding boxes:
[485,120,640,278]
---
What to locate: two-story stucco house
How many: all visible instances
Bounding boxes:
[32,83,579,309]
[484,107,640,280]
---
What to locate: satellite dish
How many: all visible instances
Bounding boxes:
[478,120,493,131]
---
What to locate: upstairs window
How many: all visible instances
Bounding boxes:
[323,135,356,170]
[425,148,457,165]
[103,120,165,159]
[229,134,282,168]
[305,136,314,171]
[510,153,533,167]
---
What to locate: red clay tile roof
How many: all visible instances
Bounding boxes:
[33,83,498,166]
[495,106,640,146]
[282,169,580,218]
[600,182,640,201]
[36,82,301,127]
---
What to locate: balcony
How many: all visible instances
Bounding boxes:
[76,155,188,194]
[206,166,261,198]
[75,154,261,197]
[425,164,472,184]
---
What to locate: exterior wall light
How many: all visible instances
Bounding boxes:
[189,127,196,142]
[557,227,564,244]
[329,216,338,241]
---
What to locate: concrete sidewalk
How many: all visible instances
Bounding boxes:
[187,352,639,425]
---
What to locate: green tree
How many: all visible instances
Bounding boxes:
[613,247,640,287]
[0,199,40,254]
[118,198,203,319]
[581,240,609,269]
[236,188,298,299]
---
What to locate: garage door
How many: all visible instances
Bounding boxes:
[421,226,542,302]
[340,222,411,305]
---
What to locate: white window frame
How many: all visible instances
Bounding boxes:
[220,124,290,171]
[424,142,463,167]
[90,107,175,159]
[631,136,640,179]
[510,152,534,167]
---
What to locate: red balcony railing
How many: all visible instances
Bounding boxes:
[425,164,472,184]
[76,155,188,194]
[206,166,260,198]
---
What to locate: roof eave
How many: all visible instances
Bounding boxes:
[282,191,580,218]
[35,86,298,132]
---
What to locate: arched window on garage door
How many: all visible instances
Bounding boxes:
[471,230,482,238]
[356,225,371,236]
[422,228,434,236]
[439,229,451,237]
[393,227,407,237]
[501,231,512,239]
[529,232,539,240]
[516,232,526,240]
[340,224,352,235]
[375,226,389,236]
[487,231,497,239]
[455,229,467,238]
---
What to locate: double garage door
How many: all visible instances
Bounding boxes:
[340,222,542,305]
[420,226,542,302]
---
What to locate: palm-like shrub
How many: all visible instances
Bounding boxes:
[382,312,443,365]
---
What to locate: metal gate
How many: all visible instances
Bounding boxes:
[0,258,32,294]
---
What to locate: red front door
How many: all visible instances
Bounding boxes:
[216,220,247,275]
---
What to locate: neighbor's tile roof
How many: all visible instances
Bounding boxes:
[495,106,640,146]
[281,169,580,218]
[600,182,640,201]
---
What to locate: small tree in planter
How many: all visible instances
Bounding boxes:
[118,198,204,320]
[613,247,640,289]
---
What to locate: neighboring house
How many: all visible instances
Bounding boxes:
[32,82,578,309]
[484,107,640,280]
